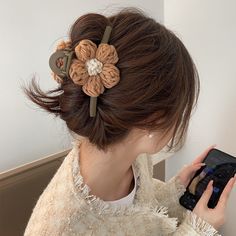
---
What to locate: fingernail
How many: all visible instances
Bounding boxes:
[209,180,213,187]
[200,163,206,166]
[195,162,206,166]
[232,177,236,186]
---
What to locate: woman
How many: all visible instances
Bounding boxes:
[22,7,235,235]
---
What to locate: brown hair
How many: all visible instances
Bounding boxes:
[21,7,200,152]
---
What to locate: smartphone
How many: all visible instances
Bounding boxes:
[179,148,236,211]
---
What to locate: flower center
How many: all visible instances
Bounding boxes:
[85,58,103,76]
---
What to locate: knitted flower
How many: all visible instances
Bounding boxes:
[68,39,120,97]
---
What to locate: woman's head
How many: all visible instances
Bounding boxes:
[21,7,200,153]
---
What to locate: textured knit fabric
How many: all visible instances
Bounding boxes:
[105,164,137,206]
[24,139,221,236]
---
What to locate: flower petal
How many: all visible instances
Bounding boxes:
[96,43,119,64]
[69,59,89,85]
[99,64,120,88]
[51,72,63,84]
[56,40,72,51]
[82,75,105,97]
[74,39,97,62]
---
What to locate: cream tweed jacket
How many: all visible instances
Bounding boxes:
[24,139,221,236]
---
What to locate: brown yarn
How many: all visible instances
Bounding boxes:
[52,39,120,97]
[96,43,119,64]
[74,39,97,62]
[69,59,89,85]
[99,64,120,88]
[82,75,105,97]
[71,39,120,97]
[56,40,72,51]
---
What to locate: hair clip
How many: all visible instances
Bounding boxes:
[49,49,74,79]
[49,25,115,118]
[89,25,113,117]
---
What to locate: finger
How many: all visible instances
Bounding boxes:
[216,175,236,210]
[192,144,217,165]
[197,180,214,208]
[181,162,205,175]
[179,163,203,178]
[189,163,206,176]
[192,162,207,169]
[187,162,206,175]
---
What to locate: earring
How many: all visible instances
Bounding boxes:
[148,133,153,138]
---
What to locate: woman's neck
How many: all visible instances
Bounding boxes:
[78,139,135,201]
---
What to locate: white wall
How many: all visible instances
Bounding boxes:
[0,0,163,172]
[164,1,236,234]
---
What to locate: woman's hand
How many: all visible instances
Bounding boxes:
[193,175,236,230]
[176,144,236,230]
[176,145,216,188]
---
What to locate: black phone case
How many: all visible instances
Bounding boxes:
[179,148,236,211]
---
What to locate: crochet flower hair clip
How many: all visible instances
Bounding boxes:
[49,25,120,117]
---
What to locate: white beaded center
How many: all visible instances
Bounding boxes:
[85,58,103,76]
